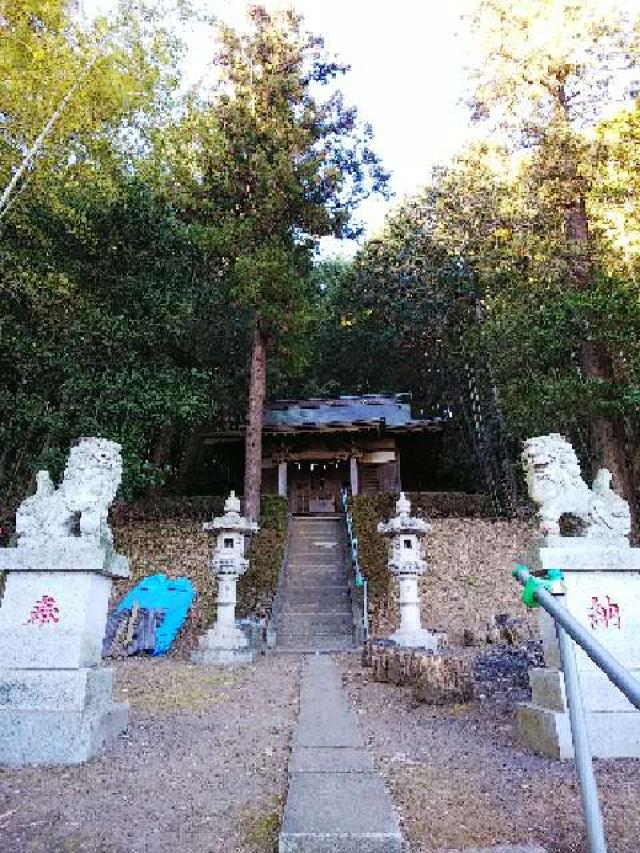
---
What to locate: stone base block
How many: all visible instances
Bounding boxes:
[191,646,255,665]
[0,667,115,711]
[191,634,256,666]
[530,666,640,713]
[517,702,640,759]
[0,702,128,765]
[191,624,256,666]
[389,628,439,651]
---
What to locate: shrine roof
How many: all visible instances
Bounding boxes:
[262,394,442,434]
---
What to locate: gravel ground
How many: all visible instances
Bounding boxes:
[338,653,640,853]
[0,655,301,853]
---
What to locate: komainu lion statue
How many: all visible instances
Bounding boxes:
[522,433,631,541]
[16,437,123,551]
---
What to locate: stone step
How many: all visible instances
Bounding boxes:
[289,536,343,545]
[278,619,353,637]
[277,635,355,649]
[285,584,348,595]
[277,623,354,637]
[284,578,349,589]
[290,530,341,535]
[290,526,342,532]
[278,622,353,632]
[285,576,348,587]
[283,584,350,594]
[281,602,351,615]
[289,546,342,553]
[277,517,351,653]
[290,516,342,521]
[287,573,344,579]
[282,592,351,604]
[287,552,343,560]
[276,637,356,652]
[281,600,350,613]
[279,611,353,623]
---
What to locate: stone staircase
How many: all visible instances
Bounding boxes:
[276,516,355,652]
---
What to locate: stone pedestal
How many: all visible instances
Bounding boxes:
[0,439,130,765]
[192,492,258,666]
[390,574,438,650]
[192,572,255,665]
[378,493,437,650]
[517,542,640,758]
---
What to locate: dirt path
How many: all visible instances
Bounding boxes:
[0,656,301,853]
[339,655,640,853]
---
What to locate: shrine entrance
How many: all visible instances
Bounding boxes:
[289,459,349,515]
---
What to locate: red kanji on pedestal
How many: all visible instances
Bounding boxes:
[25,595,60,626]
[587,595,621,630]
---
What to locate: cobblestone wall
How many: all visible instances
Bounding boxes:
[350,494,537,644]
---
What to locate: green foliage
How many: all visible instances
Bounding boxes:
[238,495,288,616]
[0,175,229,500]
[154,6,389,361]
[0,0,183,204]
[331,125,640,484]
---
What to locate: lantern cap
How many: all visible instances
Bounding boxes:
[377,492,431,538]
[203,492,258,536]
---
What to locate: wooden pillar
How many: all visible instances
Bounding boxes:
[350,456,359,496]
[278,461,288,497]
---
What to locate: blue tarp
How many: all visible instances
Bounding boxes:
[117,574,195,655]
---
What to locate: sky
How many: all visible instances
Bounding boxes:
[81,0,640,256]
[189,1,476,255]
[82,0,476,255]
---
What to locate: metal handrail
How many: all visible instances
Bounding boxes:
[513,565,640,853]
[340,488,369,642]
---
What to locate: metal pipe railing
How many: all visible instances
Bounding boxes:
[340,488,369,642]
[514,566,640,711]
[513,565,640,853]
[555,615,607,853]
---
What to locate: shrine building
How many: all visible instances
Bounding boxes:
[188,394,445,514]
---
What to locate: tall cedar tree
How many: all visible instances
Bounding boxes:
[200,6,387,520]
[467,0,639,508]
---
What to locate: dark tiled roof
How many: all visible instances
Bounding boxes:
[262,395,441,433]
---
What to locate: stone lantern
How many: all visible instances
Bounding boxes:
[192,492,258,665]
[378,492,437,650]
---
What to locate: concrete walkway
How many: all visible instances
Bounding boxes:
[279,655,402,852]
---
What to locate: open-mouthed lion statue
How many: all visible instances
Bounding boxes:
[16,437,123,551]
[522,433,631,542]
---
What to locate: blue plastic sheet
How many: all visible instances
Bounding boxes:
[117,574,195,655]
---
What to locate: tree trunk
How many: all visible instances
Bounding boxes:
[148,426,175,495]
[565,199,635,514]
[177,428,203,493]
[244,318,267,522]
[581,339,634,505]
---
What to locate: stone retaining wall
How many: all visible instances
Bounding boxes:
[350,495,537,644]
[109,495,287,657]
